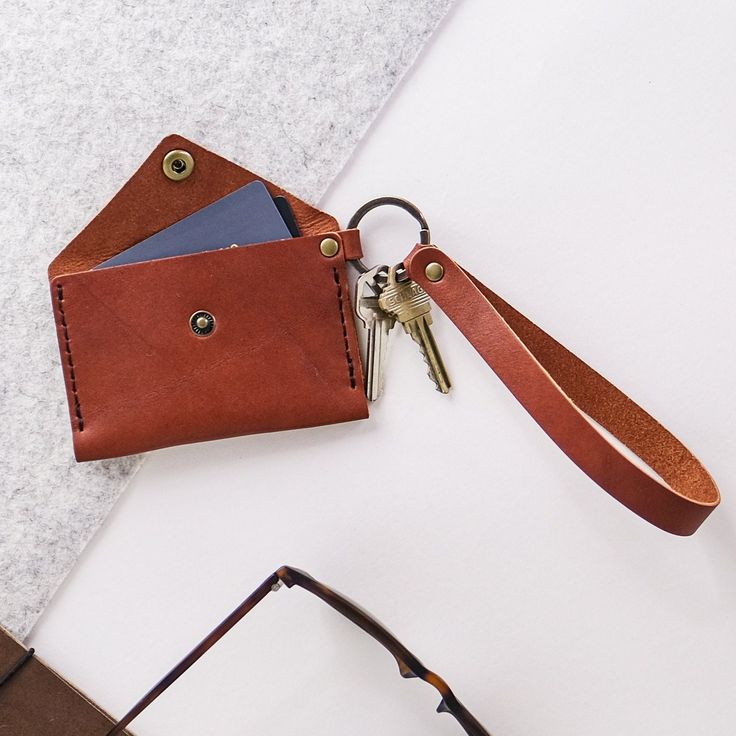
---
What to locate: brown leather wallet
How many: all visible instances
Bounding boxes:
[49,135,368,461]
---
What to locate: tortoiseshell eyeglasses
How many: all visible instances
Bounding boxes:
[105,566,491,736]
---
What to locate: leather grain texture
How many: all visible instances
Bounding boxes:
[0,627,129,735]
[49,136,367,461]
[405,244,720,536]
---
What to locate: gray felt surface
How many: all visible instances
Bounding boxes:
[0,0,453,640]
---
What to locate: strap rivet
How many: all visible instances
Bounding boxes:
[425,262,444,282]
[320,237,340,257]
[163,149,195,181]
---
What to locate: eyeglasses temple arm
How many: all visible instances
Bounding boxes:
[104,572,280,736]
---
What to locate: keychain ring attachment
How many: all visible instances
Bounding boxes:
[347,196,431,273]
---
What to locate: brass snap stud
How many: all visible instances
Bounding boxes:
[190,310,215,336]
[319,237,340,258]
[163,149,195,181]
[424,262,445,282]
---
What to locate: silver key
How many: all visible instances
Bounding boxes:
[378,265,451,394]
[354,265,395,401]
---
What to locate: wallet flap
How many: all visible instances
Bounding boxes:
[49,134,340,279]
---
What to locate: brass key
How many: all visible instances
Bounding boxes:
[378,265,451,394]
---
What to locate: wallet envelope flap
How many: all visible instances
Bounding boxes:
[49,134,339,279]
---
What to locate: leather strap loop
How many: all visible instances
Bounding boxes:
[338,228,364,261]
[405,245,720,536]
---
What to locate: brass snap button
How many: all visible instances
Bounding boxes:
[190,310,215,336]
[319,237,340,257]
[163,150,195,181]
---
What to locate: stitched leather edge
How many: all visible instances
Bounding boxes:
[54,283,84,432]
[333,266,357,389]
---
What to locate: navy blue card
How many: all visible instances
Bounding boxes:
[96,180,292,269]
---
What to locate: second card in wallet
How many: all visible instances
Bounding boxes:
[96,180,293,269]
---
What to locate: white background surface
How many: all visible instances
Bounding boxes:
[28,1,736,735]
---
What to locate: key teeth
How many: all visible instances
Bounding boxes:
[409,331,451,394]
[422,347,449,394]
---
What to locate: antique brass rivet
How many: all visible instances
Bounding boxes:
[190,310,215,336]
[425,262,444,282]
[319,237,340,258]
[163,149,195,181]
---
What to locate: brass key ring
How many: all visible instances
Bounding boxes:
[347,196,431,274]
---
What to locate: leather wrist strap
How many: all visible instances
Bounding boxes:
[404,245,720,536]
